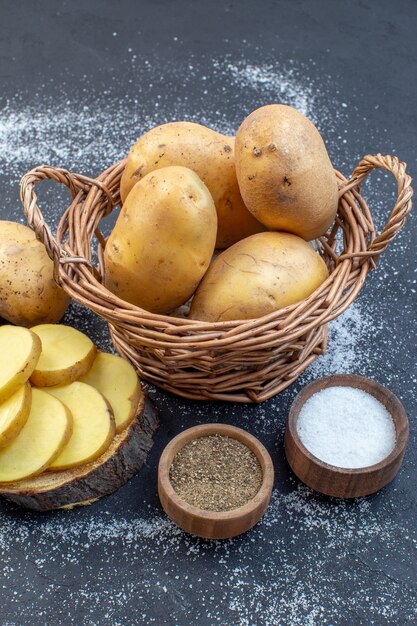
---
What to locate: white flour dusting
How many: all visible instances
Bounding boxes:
[0,99,153,182]
[307,301,373,379]
[0,482,414,625]
[0,55,349,190]
[221,61,315,117]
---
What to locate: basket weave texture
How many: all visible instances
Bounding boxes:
[21,154,412,403]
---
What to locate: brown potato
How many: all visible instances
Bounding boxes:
[120,121,265,248]
[235,105,339,240]
[189,231,329,322]
[105,166,217,314]
[0,221,70,327]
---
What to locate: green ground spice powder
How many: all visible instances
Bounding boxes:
[169,434,263,512]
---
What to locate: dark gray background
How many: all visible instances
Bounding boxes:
[0,1,416,624]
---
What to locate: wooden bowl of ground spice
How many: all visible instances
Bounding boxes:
[158,424,274,539]
[284,374,409,498]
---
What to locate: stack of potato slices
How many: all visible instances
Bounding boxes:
[0,324,142,483]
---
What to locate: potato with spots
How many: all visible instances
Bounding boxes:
[235,105,339,240]
[105,166,217,314]
[120,121,265,248]
[0,221,70,327]
[189,231,329,322]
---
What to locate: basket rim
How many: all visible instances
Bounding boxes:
[20,153,413,401]
[54,164,371,334]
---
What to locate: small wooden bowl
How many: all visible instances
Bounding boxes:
[158,424,274,539]
[284,374,409,498]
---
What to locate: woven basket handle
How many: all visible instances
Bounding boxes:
[20,164,114,265]
[21,155,412,266]
[339,154,413,263]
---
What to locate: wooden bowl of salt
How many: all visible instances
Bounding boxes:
[284,374,409,498]
[158,424,274,539]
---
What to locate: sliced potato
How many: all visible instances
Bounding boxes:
[0,388,72,482]
[0,325,41,403]
[30,324,96,387]
[79,352,142,433]
[0,394,158,511]
[0,383,32,449]
[45,381,115,470]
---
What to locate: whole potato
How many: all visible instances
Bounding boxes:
[120,121,265,249]
[0,221,70,327]
[105,166,217,314]
[235,104,339,240]
[189,231,329,322]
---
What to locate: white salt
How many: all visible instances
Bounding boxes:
[296,386,396,469]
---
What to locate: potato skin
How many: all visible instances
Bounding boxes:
[0,221,70,327]
[235,105,339,240]
[120,121,265,248]
[105,166,218,314]
[189,231,329,322]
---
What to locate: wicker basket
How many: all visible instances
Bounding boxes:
[20,154,412,403]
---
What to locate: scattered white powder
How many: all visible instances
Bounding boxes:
[1,482,415,626]
[297,386,396,468]
[224,62,315,118]
[306,301,374,379]
[0,55,349,191]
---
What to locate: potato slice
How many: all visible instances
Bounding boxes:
[79,352,143,433]
[0,388,72,482]
[30,324,96,387]
[0,325,41,404]
[0,394,158,511]
[45,381,115,470]
[0,383,32,449]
